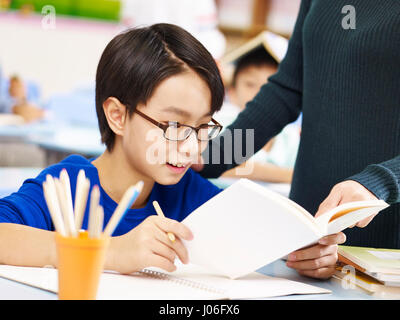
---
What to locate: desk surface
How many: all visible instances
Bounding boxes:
[0,167,42,198]
[0,259,384,300]
[0,123,105,157]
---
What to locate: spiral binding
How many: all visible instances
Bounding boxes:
[139,268,226,296]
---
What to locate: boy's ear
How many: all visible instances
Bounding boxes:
[103,97,127,137]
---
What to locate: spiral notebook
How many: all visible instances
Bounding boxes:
[0,262,330,299]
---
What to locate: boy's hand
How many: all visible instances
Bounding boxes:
[106,215,193,274]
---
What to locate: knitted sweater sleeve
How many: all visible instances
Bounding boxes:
[201,0,311,178]
[348,155,400,205]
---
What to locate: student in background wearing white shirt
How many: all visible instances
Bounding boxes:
[215,47,300,183]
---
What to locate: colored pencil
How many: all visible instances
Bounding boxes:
[103,181,144,237]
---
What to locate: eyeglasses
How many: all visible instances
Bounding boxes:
[133,109,223,141]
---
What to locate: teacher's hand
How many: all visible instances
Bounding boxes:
[315,180,379,228]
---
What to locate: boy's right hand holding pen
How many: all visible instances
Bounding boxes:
[105,215,193,274]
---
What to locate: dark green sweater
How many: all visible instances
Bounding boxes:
[202,0,400,248]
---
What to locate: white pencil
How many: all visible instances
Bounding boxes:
[103,181,144,237]
[74,170,90,231]
[54,178,76,237]
[88,185,100,238]
[59,169,77,237]
[43,179,66,237]
[94,205,104,238]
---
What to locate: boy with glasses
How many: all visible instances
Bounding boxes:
[0,24,225,274]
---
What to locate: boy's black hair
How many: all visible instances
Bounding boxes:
[95,23,225,151]
[231,46,278,87]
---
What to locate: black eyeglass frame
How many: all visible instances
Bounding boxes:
[133,109,223,141]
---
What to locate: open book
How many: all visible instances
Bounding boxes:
[220,30,289,65]
[182,179,389,279]
[0,262,330,299]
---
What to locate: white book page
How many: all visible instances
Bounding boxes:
[314,200,389,235]
[182,179,323,279]
[368,250,400,261]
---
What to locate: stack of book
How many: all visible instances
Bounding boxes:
[334,246,400,298]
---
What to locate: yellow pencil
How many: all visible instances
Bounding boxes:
[152,201,175,242]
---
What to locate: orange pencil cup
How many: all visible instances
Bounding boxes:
[55,231,110,300]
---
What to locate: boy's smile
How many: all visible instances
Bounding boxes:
[165,162,189,174]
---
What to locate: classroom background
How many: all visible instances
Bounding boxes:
[0,0,302,197]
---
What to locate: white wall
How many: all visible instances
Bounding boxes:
[0,12,120,99]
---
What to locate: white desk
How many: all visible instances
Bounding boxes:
[0,123,104,166]
[0,167,42,198]
[26,125,105,162]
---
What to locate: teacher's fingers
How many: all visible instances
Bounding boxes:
[318,232,347,245]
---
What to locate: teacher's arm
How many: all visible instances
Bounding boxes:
[316,155,400,227]
[198,0,312,178]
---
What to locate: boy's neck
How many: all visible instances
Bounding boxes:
[92,148,154,209]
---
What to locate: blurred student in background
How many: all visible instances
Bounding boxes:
[0,65,44,123]
[214,47,300,183]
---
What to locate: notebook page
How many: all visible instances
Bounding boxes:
[182,179,323,279]
[166,262,331,299]
[0,264,225,300]
[97,270,227,300]
[0,265,58,293]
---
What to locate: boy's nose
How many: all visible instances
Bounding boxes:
[178,131,199,156]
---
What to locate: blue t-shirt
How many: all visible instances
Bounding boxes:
[0,155,222,236]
